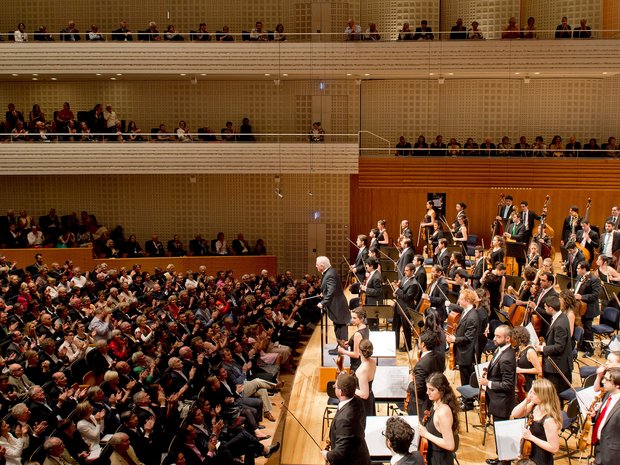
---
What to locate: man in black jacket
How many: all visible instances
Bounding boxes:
[316,256,350,351]
[447,289,479,386]
[394,263,421,352]
[574,262,602,356]
[407,331,443,415]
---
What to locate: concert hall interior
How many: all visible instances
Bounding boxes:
[1,1,620,465]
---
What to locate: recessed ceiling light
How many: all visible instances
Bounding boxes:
[200,73,206,76]
[364,73,370,76]
[32,78,38,81]
[603,72,608,75]
[11,74,18,77]
[429,73,434,76]
[448,72,454,76]
[282,73,288,76]
[96,73,102,76]
[346,73,352,76]
[264,73,271,76]
[116,73,123,76]
[514,72,520,75]
[51,77,57,81]
[32,73,38,76]
[110,77,116,80]
[534,72,540,75]
[180,73,186,76]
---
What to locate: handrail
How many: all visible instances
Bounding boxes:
[359,130,391,154]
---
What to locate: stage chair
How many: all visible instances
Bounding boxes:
[560,398,581,465]
[592,307,620,354]
[455,372,479,433]
[322,381,339,439]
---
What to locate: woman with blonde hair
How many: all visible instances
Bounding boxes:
[510,378,561,465]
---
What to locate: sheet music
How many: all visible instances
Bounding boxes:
[372,366,409,399]
[474,361,490,378]
[495,418,526,461]
[525,323,539,346]
[576,386,597,419]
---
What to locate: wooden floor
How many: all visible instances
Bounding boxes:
[267,318,603,465]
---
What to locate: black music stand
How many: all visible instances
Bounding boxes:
[505,241,527,274]
[364,304,393,331]
[504,274,524,292]
[555,273,572,291]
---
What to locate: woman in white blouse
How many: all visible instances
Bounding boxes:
[0,420,29,465]
[76,401,105,457]
[14,23,28,42]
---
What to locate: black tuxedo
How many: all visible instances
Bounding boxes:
[454,307,479,386]
[320,266,350,341]
[407,351,443,415]
[542,312,573,392]
[401,227,413,240]
[394,275,421,349]
[231,238,250,255]
[576,229,600,264]
[470,257,485,289]
[326,396,371,465]
[498,205,514,222]
[434,248,450,271]
[353,246,369,283]
[574,272,602,353]
[531,287,559,327]
[145,240,165,257]
[520,210,540,243]
[428,277,449,322]
[565,250,586,279]
[397,248,415,277]
[485,346,516,420]
[505,221,526,243]
[599,230,620,257]
[414,266,427,290]
[364,270,383,306]
[593,393,620,465]
[562,216,582,244]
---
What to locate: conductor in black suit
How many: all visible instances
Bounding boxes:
[407,331,443,415]
[322,373,371,465]
[316,256,351,349]
[592,367,620,465]
[446,289,479,386]
[478,325,516,422]
[385,416,425,465]
[535,296,573,393]
[393,263,421,352]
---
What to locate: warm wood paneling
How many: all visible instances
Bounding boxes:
[352,159,619,251]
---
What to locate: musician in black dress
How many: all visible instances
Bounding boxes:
[489,235,506,267]
[481,262,507,320]
[510,379,562,465]
[354,339,376,416]
[418,373,460,465]
[512,326,542,393]
[338,307,369,373]
[526,243,543,270]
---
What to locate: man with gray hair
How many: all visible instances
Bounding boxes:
[43,436,79,465]
[316,256,350,355]
[109,432,144,465]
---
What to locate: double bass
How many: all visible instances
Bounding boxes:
[538,195,554,259]
[491,192,506,237]
[446,310,462,370]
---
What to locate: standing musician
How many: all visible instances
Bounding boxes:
[422,265,450,323]
[475,288,491,364]
[407,331,443,415]
[559,289,577,338]
[527,272,559,327]
[496,194,515,226]
[369,228,379,249]
[526,243,543,270]
[434,238,451,270]
[481,263,507,321]
[446,289,479,386]
[508,266,538,308]
[321,372,371,465]
[355,339,376,416]
[413,255,428,290]
[599,221,620,259]
[574,261,602,357]
[384,416,425,465]
[316,256,352,355]
[349,234,369,284]
[400,219,414,241]
[452,202,467,234]
[593,351,620,393]
[605,205,619,228]
[563,242,585,283]
[361,257,383,305]
[535,296,573,393]
[338,307,369,373]
[470,246,486,289]
[429,221,446,254]
[520,201,540,246]
[448,269,472,301]
[376,219,390,248]
[489,235,506,268]
[510,379,562,465]
[481,325,517,465]
[397,237,415,277]
[418,372,460,465]
[421,200,437,239]
[591,367,620,465]
[504,212,526,243]
[532,224,552,257]
[393,263,421,352]
[561,205,581,248]
[575,221,599,265]
[453,216,469,257]
[513,325,543,394]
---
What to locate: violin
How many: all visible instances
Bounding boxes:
[419,410,430,464]
[324,438,331,464]
[520,412,534,458]
[446,310,462,371]
[479,367,488,425]
[516,373,528,402]
[578,388,605,451]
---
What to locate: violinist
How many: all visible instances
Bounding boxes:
[574,262,602,357]
[448,269,472,301]
[470,246,486,289]
[376,219,390,248]
[349,234,369,284]
[593,351,620,393]
[591,367,620,465]
[481,262,506,321]
[369,228,379,249]
[532,224,552,258]
[396,237,415,277]
[355,339,376,416]
[446,252,466,283]
[489,235,506,268]
[429,221,446,254]
[400,219,413,241]
[475,288,491,364]
[595,255,620,284]
[422,265,450,323]
[425,309,447,372]
[384,416,424,465]
[509,266,537,307]
[434,238,451,271]
[446,289,479,386]
[526,243,543,270]
[452,202,467,234]
[338,307,369,373]
[510,379,562,465]
[421,200,437,239]
[513,326,542,394]
[418,373,460,465]
[453,216,469,257]
[394,263,421,352]
[367,246,383,274]
[413,255,428,290]
[599,221,620,260]
[407,331,443,415]
[533,259,554,287]
[361,257,383,305]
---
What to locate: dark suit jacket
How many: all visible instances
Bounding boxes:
[326,396,371,465]
[60,28,81,41]
[320,267,350,326]
[498,205,515,222]
[454,307,479,366]
[594,393,620,465]
[111,28,133,41]
[397,248,415,277]
[542,312,573,376]
[434,248,451,271]
[565,250,586,278]
[408,351,443,415]
[486,346,516,419]
[395,276,420,311]
[145,240,165,257]
[428,277,449,321]
[562,216,582,244]
[531,287,559,326]
[189,239,209,256]
[413,27,434,40]
[599,231,620,256]
[470,258,485,289]
[353,247,369,282]
[414,266,427,290]
[575,273,602,319]
[364,270,383,306]
[576,229,600,262]
[505,221,526,242]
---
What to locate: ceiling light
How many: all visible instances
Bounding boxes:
[364,73,370,76]
[11,74,18,76]
[116,73,123,76]
[534,72,540,75]
[603,72,608,75]
[346,73,352,76]
[110,77,117,80]
[514,72,520,75]
[264,73,271,76]
[32,73,38,76]
[96,73,102,76]
[180,73,186,76]
[200,73,206,76]
[282,73,288,76]
[32,78,38,81]
[448,72,454,76]
[51,77,57,81]
[429,73,434,76]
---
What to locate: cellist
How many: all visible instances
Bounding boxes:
[445,289,479,386]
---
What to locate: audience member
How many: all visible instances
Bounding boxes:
[450,18,467,40]
[274,23,287,41]
[555,17,572,38]
[112,20,132,41]
[250,21,268,41]
[414,20,434,40]
[502,17,520,39]
[14,23,28,43]
[345,19,362,41]
[191,23,210,41]
[365,23,381,41]
[522,17,536,38]
[60,21,81,41]
[573,19,592,38]
[87,25,104,41]
[164,25,183,41]
[399,23,414,40]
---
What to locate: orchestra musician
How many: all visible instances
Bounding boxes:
[354,339,376,416]
[393,263,421,352]
[595,255,620,285]
[533,259,554,287]
[535,296,573,393]
[558,289,577,338]
[496,194,515,226]
[532,224,552,256]
[407,331,443,415]
[508,266,537,308]
[452,202,467,234]
[561,205,581,248]
[526,243,543,270]
[527,272,559,327]
[350,234,369,284]
[563,242,585,283]
[593,351,620,393]
[418,372,460,465]
[413,255,428,290]
[510,379,562,465]
[589,367,620,465]
[429,221,446,253]
[396,237,415,277]
[338,307,369,373]
[489,235,506,268]
[369,228,379,249]
[448,269,472,301]
[425,308,447,373]
[575,221,599,265]
[400,219,414,241]
[513,325,542,394]
[605,205,619,228]
[519,200,540,246]
[599,221,620,259]
[453,216,469,257]
[367,246,382,273]
[384,416,425,465]
[322,372,371,465]
[481,262,506,321]
[422,265,450,323]
[574,261,602,357]
[504,212,526,243]
[421,201,437,239]
[475,288,491,364]
[434,238,451,271]
[376,219,390,248]
[361,257,383,305]
[470,246,486,289]
[446,289,479,386]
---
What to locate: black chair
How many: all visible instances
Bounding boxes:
[560,398,581,465]
[322,381,339,439]
[455,372,479,432]
[592,306,620,353]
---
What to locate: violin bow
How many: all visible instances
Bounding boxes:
[280,401,324,451]
[546,357,589,411]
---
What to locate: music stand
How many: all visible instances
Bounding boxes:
[364,304,393,331]
[504,275,524,291]
[505,241,527,262]
[602,282,620,307]
[555,273,572,291]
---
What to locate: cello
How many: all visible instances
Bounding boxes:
[574,198,592,263]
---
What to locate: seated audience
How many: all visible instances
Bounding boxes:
[414,20,434,40]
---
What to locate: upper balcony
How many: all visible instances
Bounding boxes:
[3,35,620,81]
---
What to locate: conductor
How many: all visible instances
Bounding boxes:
[316,256,351,355]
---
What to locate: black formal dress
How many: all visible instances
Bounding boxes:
[517,346,536,392]
[425,407,457,465]
[529,415,553,465]
[348,327,370,373]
